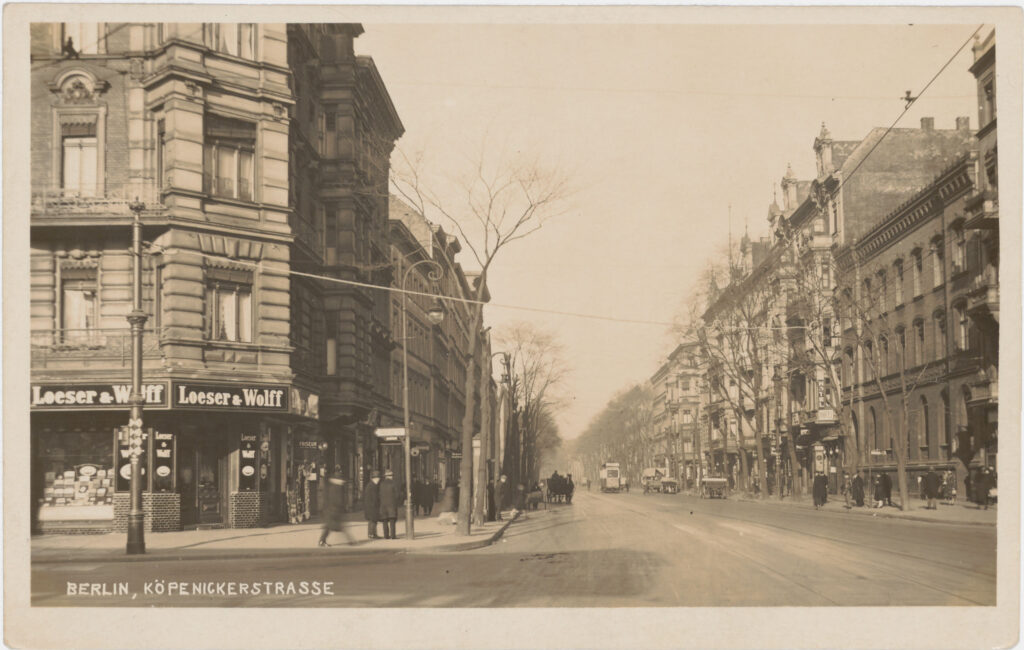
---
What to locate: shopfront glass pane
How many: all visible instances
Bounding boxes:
[37,431,114,511]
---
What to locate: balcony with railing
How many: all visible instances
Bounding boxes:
[967,266,999,323]
[32,183,165,221]
[31,329,161,369]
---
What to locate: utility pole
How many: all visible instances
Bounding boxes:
[125,199,148,555]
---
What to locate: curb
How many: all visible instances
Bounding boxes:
[408,510,520,554]
[734,496,996,527]
[32,513,522,565]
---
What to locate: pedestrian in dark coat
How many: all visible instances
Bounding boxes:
[494,475,509,520]
[852,473,865,507]
[812,473,828,509]
[974,468,993,510]
[566,474,576,504]
[378,470,400,539]
[420,479,435,516]
[881,472,893,507]
[514,482,527,511]
[872,475,884,508]
[922,469,941,509]
[319,468,355,547]
[363,470,381,539]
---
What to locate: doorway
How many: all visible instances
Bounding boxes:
[179,435,229,527]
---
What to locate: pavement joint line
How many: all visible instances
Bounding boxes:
[32,512,524,565]
[734,496,996,527]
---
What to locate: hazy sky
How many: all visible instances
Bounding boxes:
[357,22,981,440]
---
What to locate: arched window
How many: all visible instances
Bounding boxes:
[868,407,878,451]
[931,237,945,288]
[940,389,951,453]
[953,302,969,351]
[920,395,931,458]
[893,259,905,305]
[913,319,925,366]
[911,248,923,297]
[933,310,947,361]
[864,339,874,380]
[879,335,889,377]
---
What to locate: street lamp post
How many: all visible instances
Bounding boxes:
[126,198,148,555]
[401,258,444,541]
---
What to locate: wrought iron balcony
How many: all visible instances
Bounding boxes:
[31,329,160,369]
[31,184,164,219]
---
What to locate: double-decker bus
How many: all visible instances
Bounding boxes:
[600,462,621,492]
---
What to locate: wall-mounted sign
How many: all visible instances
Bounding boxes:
[374,428,405,444]
[239,433,258,491]
[172,382,288,412]
[152,431,175,492]
[116,428,148,492]
[31,383,169,410]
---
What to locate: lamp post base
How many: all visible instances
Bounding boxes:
[126,513,146,555]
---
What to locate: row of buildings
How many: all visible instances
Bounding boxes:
[644,31,999,500]
[29,23,500,533]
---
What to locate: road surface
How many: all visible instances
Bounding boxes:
[32,490,995,606]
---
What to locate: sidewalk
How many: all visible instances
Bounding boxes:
[732,492,997,526]
[31,508,519,564]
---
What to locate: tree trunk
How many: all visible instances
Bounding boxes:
[457,300,484,536]
[472,349,491,526]
[786,433,802,498]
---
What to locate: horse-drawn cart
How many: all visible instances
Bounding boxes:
[701,477,728,499]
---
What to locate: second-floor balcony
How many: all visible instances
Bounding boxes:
[967,267,999,324]
[31,328,161,369]
[32,184,165,221]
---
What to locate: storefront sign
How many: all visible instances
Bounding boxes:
[172,382,288,412]
[152,432,175,492]
[116,428,148,492]
[239,433,257,491]
[31,383,169,410]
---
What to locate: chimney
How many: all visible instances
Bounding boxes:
[920,117,934,131]
[956,116,971,131]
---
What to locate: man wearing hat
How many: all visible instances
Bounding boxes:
[363,470,381,540]
[379,469,400,539]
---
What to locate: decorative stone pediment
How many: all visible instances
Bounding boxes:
[49,69,109,104]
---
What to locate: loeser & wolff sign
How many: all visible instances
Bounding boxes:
[31,383,169,410]
[172,382,288,412]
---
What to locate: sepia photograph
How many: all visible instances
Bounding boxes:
[3,5,1021,649]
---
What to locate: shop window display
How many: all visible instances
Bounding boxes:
[36,430,114,517]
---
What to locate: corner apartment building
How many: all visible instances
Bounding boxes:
[388,196,495,490]
[30,22,403,533]
[649,342,703,486]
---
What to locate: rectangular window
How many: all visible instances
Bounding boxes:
[932,242,944,287]
[880,337,889,377]
[204,115,255,201]
[953,228,966,273]
[911,252,922,297]
[61,268,98,341]
[877,271,887,313]
[63,23,100,54]
[61,122,98,197]
[204,269,253,343]
[983,80,996,125]
[156,119,167,190]
[955,305,969,351]
[934,315,946,361]
[914,321,925,366]
[894,261,904,305]
[207,24,256,59]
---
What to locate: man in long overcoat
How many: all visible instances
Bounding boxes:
[812,473,828,509]
[881,471,893,507]
[379,469,400,539]
[851,472,865,507]
[363,470,381,540]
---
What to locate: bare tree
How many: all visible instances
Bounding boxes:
[572,384,654,487]
[497,323,570,486]
[392,145,571,536]
[835,250,936,511]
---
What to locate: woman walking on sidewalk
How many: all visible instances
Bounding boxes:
[319,467,355,547]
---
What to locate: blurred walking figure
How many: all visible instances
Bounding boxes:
[319,467,355,547]
[379,470,400,539]
[922,469,941,510]
[974,467,995,510]
[363,470,381,539]
[420,479,435,516]
[873,475,885,508]
[841,473,852,509]
[942,470,957,506]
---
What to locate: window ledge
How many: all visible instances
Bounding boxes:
[912,295,924,303]
[933,284,946,293]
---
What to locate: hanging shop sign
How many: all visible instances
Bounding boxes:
[171,382,289,412]
[374,427,406,444]
[31,382,169,410]
[239,433,258,491]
